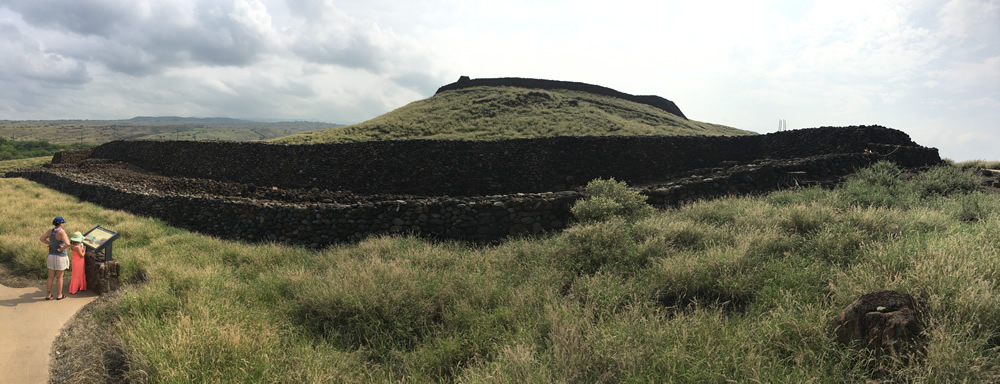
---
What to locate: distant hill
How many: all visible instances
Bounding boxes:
[0,117,341,145]
[127,116,249,124]
[272,77,755,144]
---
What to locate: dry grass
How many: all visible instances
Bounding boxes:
[50,290,129,384]
[0,156,50,173]
[954,159,1000,170]
[2,161,998,383]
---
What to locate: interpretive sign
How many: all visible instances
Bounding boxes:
[83,225,120,261]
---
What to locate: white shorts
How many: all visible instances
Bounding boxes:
[47,254,69,271]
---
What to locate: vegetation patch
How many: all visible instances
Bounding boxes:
[571,178,655,224]
[0,137,90,161]
[2,161,998,382]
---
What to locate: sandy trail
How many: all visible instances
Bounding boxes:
[0,279,96,384]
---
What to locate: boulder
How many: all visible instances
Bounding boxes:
[835,290,924,354]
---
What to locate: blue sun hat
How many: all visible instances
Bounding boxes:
[70,232,85,242]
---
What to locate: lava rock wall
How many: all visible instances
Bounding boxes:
[78,126,935,197]
[13,125,942,247]
[12,170,578,247]
[640,148,938,206]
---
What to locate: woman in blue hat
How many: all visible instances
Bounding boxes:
[39,216,70,300]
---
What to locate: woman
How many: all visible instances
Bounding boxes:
[68,231,87,294]
[39,216,70,300]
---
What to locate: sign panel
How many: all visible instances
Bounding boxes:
[82,225,120,260]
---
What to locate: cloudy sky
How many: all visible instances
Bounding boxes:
[0,0,997,160]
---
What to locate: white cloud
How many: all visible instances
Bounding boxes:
[0,22,91,85]
[931,55,1000,93]
[0,0,997,159]
[280,1,448,94]
[939,0,1000,41]
[969,96,1000,108]
[4,0,280,76]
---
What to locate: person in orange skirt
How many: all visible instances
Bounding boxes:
[68,231,87,294]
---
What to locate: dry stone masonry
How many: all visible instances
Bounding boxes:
[84,248,120,294]
[6,126,941,247]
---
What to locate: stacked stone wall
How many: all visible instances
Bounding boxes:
[83,248,120,294]
[13,126,942,247]
[77,126,932,196]
[641,146,939,205]
[12,170,578,247]
[50,147,94,164]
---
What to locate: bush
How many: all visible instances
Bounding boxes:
[913,165,980,197]
[571,178,654,223]
[955,193,993,222]
[559,218,645,276]
[857,161,902,187]
[838,161,915,209]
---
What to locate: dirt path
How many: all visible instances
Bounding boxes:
[0,280,96,384]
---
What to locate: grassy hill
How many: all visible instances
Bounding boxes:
[272,86,754,144]
[2,159,997,382]
[0,117,340,145]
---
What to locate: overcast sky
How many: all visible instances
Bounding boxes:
[0,0,997,160]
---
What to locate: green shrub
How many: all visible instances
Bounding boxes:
[858,161,903,187]
[913,165,980,197]
[572,178,654,223]
[955,193,994,222]
[838,161,916,209]
[560,218,645,276]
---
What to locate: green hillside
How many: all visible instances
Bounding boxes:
[272,86,755,144]
[0,117,339,145]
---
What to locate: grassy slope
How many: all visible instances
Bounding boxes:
[0,119,338,145]
[0,156,50,173]
[2,162,998,382]
[956,159,1000,169]
[272,86,755,144]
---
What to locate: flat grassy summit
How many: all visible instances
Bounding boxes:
[272,77,755,144]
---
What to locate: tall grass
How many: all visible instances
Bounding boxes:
[0,156,50,173]
[954,159,1000,170]
[2,161,998,382]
